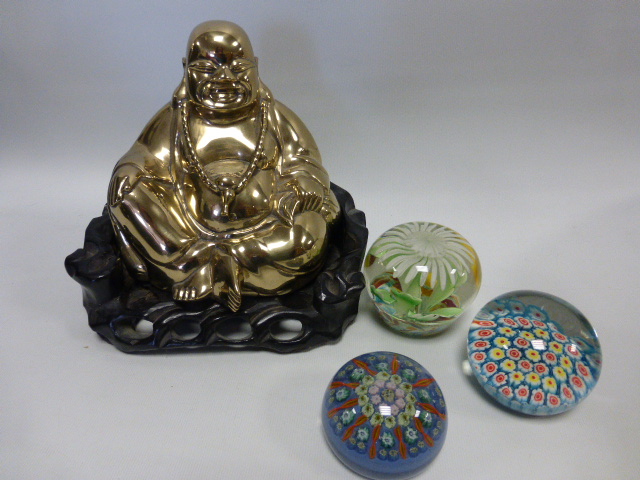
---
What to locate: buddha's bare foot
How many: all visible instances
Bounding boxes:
[172,263,214,301]
[213,254,243,312]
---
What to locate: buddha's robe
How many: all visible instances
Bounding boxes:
[108,88,339,306]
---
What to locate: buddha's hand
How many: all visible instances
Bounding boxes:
[108,165,142,207]
[277,177,324,222]
[276,177,324,225]
[290,176,324,212]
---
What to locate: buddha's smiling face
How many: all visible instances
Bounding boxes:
[186,31,260,111]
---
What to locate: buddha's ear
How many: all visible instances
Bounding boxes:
[254,56,259,68]
[182,57,187,68]
[172,78,187,108]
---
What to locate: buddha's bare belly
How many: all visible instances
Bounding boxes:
[181,158,277,233]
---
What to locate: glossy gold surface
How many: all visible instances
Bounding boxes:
[108,21,339,311]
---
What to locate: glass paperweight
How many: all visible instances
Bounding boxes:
[364,222,481,336]
[322,352,447,479]
[467,291,602,415]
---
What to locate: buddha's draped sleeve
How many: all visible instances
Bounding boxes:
[108,104,175,205]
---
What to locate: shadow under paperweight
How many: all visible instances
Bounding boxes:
[65,21,367,353]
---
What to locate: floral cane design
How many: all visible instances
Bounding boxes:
[325,353,446,461]
[468,296,602,415]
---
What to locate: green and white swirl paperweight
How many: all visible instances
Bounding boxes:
[364,222,481,336]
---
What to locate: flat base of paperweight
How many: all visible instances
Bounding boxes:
[65,183,367,353]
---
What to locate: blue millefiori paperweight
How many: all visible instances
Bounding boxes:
[468,291,602,415]
[322,352,447,479]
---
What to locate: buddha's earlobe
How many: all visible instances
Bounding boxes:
[172,78,187,108]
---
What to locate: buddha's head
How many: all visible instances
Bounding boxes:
[184,21,260,112]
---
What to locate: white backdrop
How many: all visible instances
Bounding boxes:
[2,2,639,479]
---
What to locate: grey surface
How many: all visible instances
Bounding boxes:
[2,2,639,479]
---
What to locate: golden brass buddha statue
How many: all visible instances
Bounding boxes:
[108,21,339,312]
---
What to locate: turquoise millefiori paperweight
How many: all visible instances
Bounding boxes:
[468,291,602,415]
[364,222,481,336]
[322,352,447,479]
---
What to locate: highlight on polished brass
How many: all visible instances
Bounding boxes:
[108,20,339,312]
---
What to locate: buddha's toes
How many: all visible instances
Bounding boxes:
[225,287,242,312]
[172,264,214,302]
[215,255,243,312]
[173,285,203,301]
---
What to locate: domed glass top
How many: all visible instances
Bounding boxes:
[467,291,602,415]
[322,351,447,479]
[364,222,481,336]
